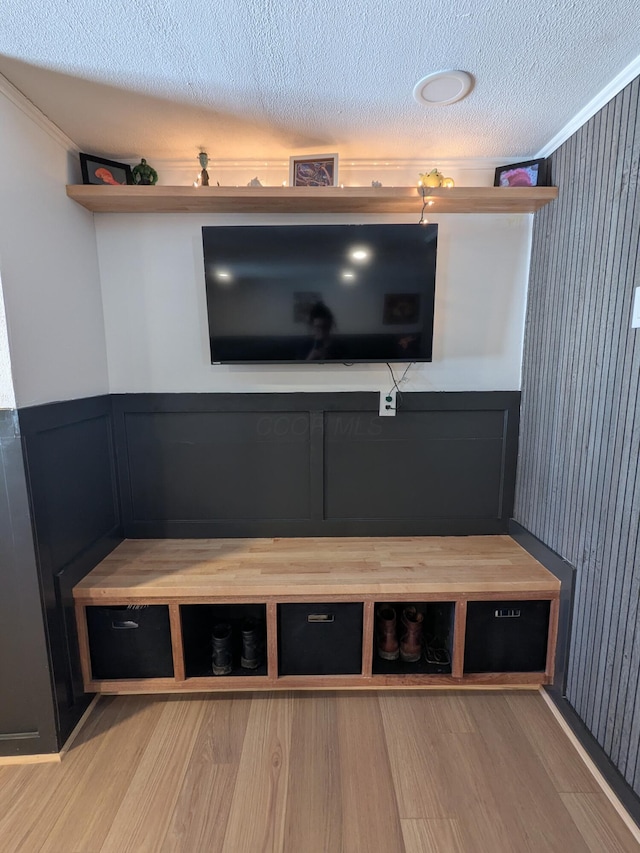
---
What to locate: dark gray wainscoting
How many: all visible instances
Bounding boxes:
[0,410,58,755]
[19,396,122,747]
[113,392,520,538]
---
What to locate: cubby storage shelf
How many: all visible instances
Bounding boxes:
[73,536,560,693]
[65,184,558,215]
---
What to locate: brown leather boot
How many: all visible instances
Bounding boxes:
[400,606,424,662]
[376,605,399,660]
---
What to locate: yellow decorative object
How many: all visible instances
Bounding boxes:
[442,177,455,188]
[419,169,444,188]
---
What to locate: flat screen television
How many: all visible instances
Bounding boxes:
[202,223,437,363]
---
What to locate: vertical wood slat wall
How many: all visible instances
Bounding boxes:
[515,76,640,794]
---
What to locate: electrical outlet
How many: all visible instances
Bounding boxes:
[379,389,397,417]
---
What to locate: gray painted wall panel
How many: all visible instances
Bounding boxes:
[114,392,520,538]
[18,396,122,748]
[325,410,507,520]
[515,76,640,795]
[0,411,58,754]
[125,410,312,521]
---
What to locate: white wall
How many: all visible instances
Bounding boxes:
[0,87,531,402]
[97,211,532,392]
[151,159,500,189]
[0,271,16,409]
[0,79,108,407]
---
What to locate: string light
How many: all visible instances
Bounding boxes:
[418,186,436,225]
[419,185,428,225]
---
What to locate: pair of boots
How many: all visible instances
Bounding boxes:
[376,605,423,663]
[211,619,263,676]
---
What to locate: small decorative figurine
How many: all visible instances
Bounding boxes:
[419,169,444,188]
[371,180,382,187]
[198,152,210,186]
[132,158,158,185]
[247,177,262,187]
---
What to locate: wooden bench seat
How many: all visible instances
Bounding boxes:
[73,536,560,693]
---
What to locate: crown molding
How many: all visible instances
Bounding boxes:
[537,52,640,158]
[0,72,79,154]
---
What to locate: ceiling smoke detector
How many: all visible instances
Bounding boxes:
[413,70,474,106]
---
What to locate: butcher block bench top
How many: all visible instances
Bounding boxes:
[73,536,560,604]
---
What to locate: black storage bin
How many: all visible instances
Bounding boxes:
[464,600,550,673]
[87,605,174,679]
[278,603,363,676]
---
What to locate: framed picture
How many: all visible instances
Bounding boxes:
[79,153,133,186]
[383,293,421,325]
[289,153,339,187]
[494,158,548,188]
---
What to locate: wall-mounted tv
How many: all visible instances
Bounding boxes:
[202,223,437,363]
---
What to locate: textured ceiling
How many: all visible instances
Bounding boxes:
[1,0,639,163]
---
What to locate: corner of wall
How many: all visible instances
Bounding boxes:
[0,78,108,407]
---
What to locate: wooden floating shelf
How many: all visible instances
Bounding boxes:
[65,184,558,215]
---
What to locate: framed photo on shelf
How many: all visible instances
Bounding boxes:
[289,153,339,187]
[79,153,133,186]
[494,158,548,188]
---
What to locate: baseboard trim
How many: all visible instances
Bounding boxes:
[0,696,100,765]
[59,695,100,758]
[539,688,640,840]
[0,695,100,766]
[0,752,61,766]
[509,520,575,692]
[512,522,640,826]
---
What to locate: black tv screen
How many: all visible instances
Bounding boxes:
[202,223,437,363]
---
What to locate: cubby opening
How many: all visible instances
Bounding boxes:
[372,601,454,676]
[181,604,267,678]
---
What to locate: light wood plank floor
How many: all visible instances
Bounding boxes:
[0,692,637,852]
